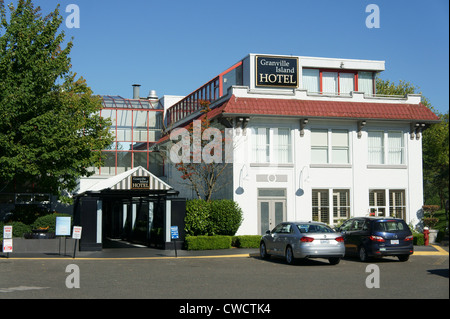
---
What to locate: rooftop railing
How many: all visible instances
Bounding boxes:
[165,61,243,127]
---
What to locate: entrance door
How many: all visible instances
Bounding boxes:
[258,188,287,235]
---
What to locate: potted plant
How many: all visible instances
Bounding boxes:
[422,205,440,244]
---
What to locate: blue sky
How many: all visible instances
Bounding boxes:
[14,0,450,114]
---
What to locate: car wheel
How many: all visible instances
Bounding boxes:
[359,246,369,262]
[328,257,341,265]
[260,242,270,260]
[397,255,409,262]
[285,246,296,265]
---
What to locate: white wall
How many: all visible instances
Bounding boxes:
[231,118,424,235]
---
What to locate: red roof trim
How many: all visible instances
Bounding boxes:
[155,95,439,145]
[220,96,440,122]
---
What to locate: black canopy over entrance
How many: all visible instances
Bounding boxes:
[73,167,185,251]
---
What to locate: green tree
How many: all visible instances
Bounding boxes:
[0,0,113,198]
[422,112,449,207]
[170,100,231,201]
[376,78,449,208]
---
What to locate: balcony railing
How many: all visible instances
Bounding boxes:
[166,61,243,127]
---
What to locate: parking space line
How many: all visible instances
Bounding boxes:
[413,245,448,256]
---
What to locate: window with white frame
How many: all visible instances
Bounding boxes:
[333,189,350,223]
[252,127,292,164]
[387,131,404,165]
[311,129,328,164]
[332,129,350,164]
[311,129,349,164]
[369,189,406,219]
[368,130,405,165]
[312,190,329,223]
[389,189,406,219]
[368,131,384,164]
[369,189,386,216]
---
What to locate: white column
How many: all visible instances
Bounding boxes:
[165,200,172,242]
[96,200,102,244]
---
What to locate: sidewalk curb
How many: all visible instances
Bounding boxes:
[1,245,448,260]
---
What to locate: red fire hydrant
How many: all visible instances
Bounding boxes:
[423,227,430,246]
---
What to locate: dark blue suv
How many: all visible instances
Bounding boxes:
[337,217,414,262]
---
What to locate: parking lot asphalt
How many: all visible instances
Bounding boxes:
[1,243,448,260]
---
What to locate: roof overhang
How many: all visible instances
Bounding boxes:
[75,166,176,198]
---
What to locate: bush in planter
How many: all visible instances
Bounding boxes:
[185,235,232,250]
[423,217,439,229]
[31,213,72,234]
[0,221,32,239]
[422,205,440,229]
[232,235,261,248]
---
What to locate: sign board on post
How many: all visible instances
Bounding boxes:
[72,226,82,259]
[72,226,82,239]
[2,226,13,255]
[170,226,179,258]
[3,239,13,253]
[3,225,12,239]
[170,226,179,240]
[56,217,71,236]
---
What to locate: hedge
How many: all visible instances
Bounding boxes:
[232,235,261,248]
[413,233,425,246]
[185,235,232,250]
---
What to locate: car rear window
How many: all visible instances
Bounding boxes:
[373,220,408,232]
[297,224,334,233]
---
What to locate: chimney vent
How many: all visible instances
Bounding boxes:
[148,90,158,100]
[132,84,141,99]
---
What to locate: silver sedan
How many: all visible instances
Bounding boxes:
[260,221,345,265]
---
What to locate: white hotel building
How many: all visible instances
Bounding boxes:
[159,53,439,236]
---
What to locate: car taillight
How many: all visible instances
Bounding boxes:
[404,235,413,241]
[335,236,344,242]
[369,235,385,242]
[300,236,315,242]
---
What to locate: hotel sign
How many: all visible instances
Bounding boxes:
[255,55,298,88]
[131,176,150,190]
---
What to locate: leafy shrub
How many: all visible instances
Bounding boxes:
[185,235,232,250]
[184,199,243,236]
[209,200,243,236]
[0,221,32,239]
[413,233,424,246]
[32,213,72,233]
[185,199,212,236]
[232,235,261,248]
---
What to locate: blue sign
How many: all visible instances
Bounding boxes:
[170,226,179,240]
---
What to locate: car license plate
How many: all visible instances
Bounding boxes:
[391,240,399,245]
[320,240,328,244]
